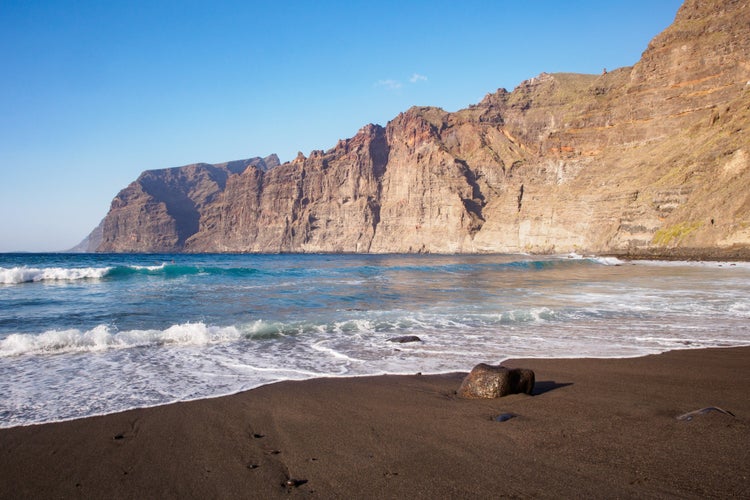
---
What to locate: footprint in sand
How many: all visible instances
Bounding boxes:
[676,406,735,421]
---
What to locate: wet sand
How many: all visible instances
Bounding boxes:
[1,347,748,498]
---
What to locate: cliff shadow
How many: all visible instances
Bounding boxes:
[140,177,201,249]
[367,125,391,236]
[163,195,200,248]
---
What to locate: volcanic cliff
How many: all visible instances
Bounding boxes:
[86,0,750,257]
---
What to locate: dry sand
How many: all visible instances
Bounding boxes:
[1,347,748,498]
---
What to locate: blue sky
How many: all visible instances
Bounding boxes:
[0,0,683,252]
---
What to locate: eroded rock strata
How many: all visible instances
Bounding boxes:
[88,0,750,257]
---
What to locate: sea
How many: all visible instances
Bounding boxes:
[1,252,749,428]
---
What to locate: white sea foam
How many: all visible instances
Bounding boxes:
[160,323,241,345]
[564,252,585,259]
[560,253,625,266]
[130,263,167,271]
[591,256,626,266]
[4,297,748,360]
[311,341,364,362]
[728,302,750,317]
[0,325,115,356]
[0,322,245,357]
[0,266,112,284]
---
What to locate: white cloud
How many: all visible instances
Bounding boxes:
[374,73,427,91]
[374,79,403,90]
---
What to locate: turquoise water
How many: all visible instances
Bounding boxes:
[1,253,749,427]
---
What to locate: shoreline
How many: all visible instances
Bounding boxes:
[4,249,750,263]
[5,343,750,431]
[2,346,748,498]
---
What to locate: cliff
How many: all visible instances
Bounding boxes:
[85,0,750,257]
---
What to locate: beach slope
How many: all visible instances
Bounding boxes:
[1,347,748,498]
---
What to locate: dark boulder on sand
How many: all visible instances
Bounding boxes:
[458,364,535,399]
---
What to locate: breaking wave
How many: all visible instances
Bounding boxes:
[0,263,263,284]
[0,322,245,357]
[0,306,562,358]
[0,266,113,284]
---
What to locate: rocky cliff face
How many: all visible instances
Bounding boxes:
[86,0,750,257]
[96,156,279,252]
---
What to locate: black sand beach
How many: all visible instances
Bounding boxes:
[1,347,749,498]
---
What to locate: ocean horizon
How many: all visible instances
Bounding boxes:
[2,252,749,428]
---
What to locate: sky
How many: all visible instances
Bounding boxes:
[0,0,684,252]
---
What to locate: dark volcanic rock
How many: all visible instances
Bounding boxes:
[387,336,422,344]
[457,364,535,399]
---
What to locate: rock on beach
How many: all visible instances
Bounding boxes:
[457,364,535,399]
